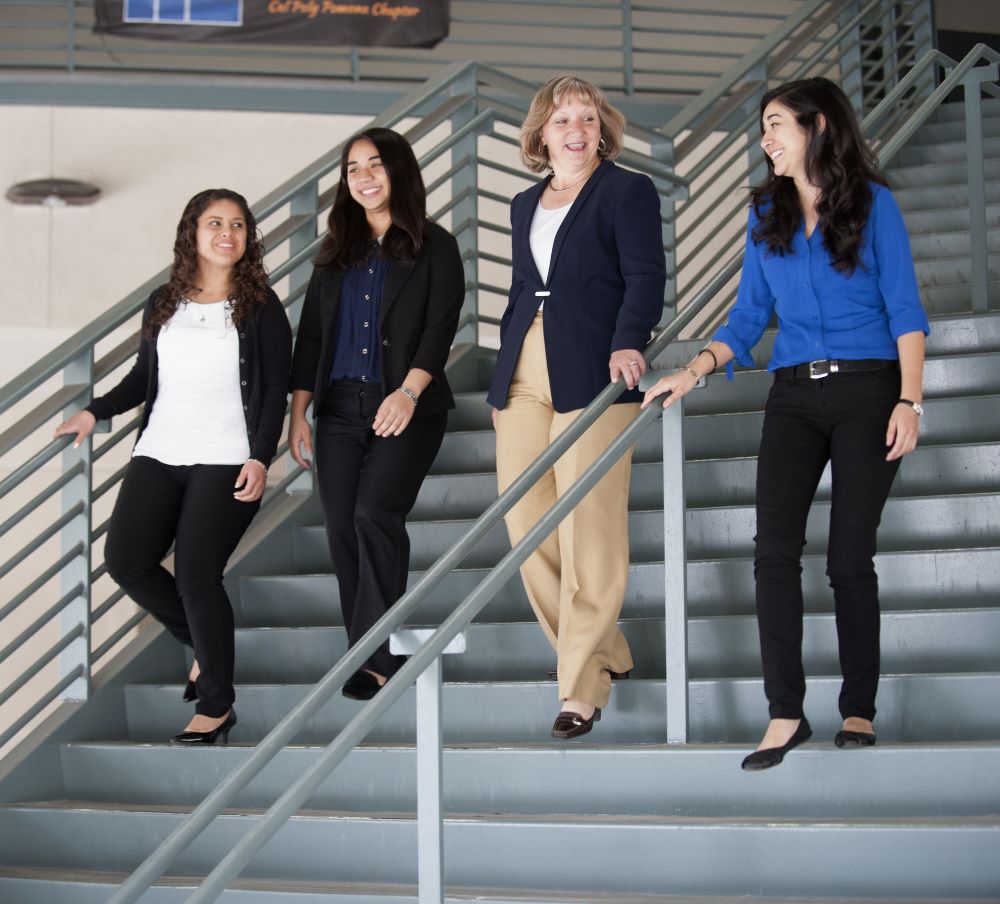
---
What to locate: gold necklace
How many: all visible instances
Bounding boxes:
[549,163,598,193]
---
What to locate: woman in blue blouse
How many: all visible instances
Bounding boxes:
[289,128,464,701]
[643,78,929,770]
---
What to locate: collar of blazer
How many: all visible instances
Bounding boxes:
[519,159,613,287]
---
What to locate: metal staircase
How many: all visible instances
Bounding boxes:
[2,3,999,901]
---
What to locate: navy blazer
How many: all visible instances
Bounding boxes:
[486,160,666,413]
[291,222,464,418]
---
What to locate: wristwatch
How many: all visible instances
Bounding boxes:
[898,398,924,416]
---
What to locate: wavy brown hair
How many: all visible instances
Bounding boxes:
[146,188,270,337]
[751,77,887,275]
[314,128,426,269]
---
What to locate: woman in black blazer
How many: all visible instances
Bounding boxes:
[487,76,666,738]
[289,128,464,700]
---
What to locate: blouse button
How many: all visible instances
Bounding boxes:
[368,269,374,274]
[240,333,246,339]
[362,348,368,355]
[382,339,390,347]
[364,294,370,301]
[363,321,369,328]
[241,380,247,385]
[239,358,245,364]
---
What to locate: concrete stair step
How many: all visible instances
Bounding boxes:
[891,179,1000,212]
[913,253,1000,286]
[910,112,1000,146]
[237,546,1000,627]
[412,441,1000,519]
[888,156,1000,190]
[895,134,1000,166]
[920,281,1000,314]
[57,739,1000,819]
[228,608,1000,683]
[908,226,1000,259]
[0,803,996,899]
[293,493,1000,570]
[122,673,1000,745]
[901,201,1000,234]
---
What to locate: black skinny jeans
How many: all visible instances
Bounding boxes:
[104,456,259,717]
[315,381,447,679]
[754,369,901,723]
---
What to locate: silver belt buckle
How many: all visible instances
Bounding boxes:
[808,359,838,379]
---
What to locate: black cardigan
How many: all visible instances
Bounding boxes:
[291,221,464,418]
[87,288,292,467]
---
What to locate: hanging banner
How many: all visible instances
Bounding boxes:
[93,0,449,48]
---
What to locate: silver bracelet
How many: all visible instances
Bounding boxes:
[397,386,419,405]
[677,366,700,381]
[246,458,267,472]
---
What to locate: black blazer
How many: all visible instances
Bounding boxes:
[486,160,666,413]
[86,288,292,467]
[291,221,465,418]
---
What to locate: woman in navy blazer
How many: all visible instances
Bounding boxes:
[488,75,666,739]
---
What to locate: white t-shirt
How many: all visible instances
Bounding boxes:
[132,299,251,466]
[529,202,571,309]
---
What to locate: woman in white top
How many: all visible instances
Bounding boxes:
[55,188,292,745]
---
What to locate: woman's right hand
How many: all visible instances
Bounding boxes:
[491,407,499,431]
[288,415,313,469]
[53,410,96,448]
[641,369,700,411]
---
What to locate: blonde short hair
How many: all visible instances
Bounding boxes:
[519,75,627,173]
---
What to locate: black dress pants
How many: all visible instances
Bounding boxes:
[104,456,259,717]
[754,369,901,722]
[315,381,447,678]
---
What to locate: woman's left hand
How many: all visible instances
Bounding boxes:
[885,403,920,461]
[373,390,416,437]
[234,459,267,502]
[609,349,647,390]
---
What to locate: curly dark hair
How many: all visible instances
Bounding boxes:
[751,77,887,275]
[314,127,426,269]
[146,188,270,337]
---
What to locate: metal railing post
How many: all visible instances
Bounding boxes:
[838,0,864,113]
[622,0,634,96]
[59,352,93,700]
[962,64,1000,314]
[390,629,467,904]
[449,69,480,347]
[745,61,768,188]
[65,0,75,73]
[649,133,677,325]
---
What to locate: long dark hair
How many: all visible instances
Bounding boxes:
[314,127,427,268]
[751,77,887,275]
[147,188,269,337]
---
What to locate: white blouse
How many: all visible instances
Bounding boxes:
[529,202,571,309]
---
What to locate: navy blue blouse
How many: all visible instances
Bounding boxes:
[713,182,930,370]
[329,249,389,383]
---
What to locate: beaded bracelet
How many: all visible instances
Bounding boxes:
[397,386,419,405]
[697,346,718,373]
[677,366,700,380]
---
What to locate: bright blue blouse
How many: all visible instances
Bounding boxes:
[712,183,930,371]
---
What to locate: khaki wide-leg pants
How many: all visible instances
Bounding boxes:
[496,313,637,709]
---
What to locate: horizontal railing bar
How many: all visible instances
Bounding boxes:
[92,461,130,503]
[0,384,87,459]
[403,93,475,148]
[267,234,326,284]
[429,186,474,223]
[475,281,512,297]
[0,583,82,666]
[0,544,82,623]
[0,461,84,541]
[0,665,85,752]
[92,413,143,462]
[91,587,129,625]
[91,515,110,545]
[259,213,314,251]
[476,156,540,183]
[93,329,142,385]
[92,608,147,662]
[418,109,496,166]
[258,465,307,513]
[0,503,84,583]
[631,2,785,19]
[424,156,474,196]
[477,250,512,267]
[0,622,84,708]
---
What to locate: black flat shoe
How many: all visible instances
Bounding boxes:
[182,679,198,703]
[343,670,382,701]
[835,729,876,747]
[170,710,236,746]
[551,708,601,739]
[741,717,812,771]
[546,669,630,681]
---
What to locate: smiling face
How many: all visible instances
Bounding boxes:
[540,92,602,178]
[760,100,811,183]
[346,138,391,228]
[195,199,247,272]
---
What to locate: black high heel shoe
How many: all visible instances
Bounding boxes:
[741,717,812,771]
[551,708,601,739]
[342,670,384,701]
[170,709,236,746]
[182,679,198,703]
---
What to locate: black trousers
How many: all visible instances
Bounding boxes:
[315,381,447,678]
[754,369,901,722]
[104,456,259,717]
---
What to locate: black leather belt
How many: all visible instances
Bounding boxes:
[774,358,899,381]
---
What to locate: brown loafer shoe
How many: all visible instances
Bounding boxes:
[551,708,601,739]
[546,669,630,681]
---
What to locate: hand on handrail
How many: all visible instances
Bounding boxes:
[53,410,96,449]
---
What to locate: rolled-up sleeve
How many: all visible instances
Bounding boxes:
[712,211,776,367]
[872,185,930,340]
